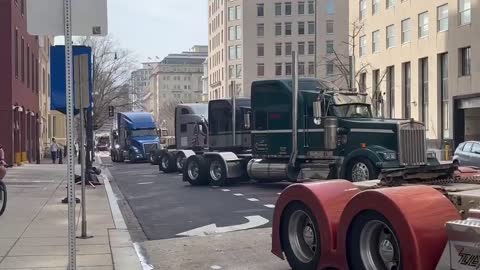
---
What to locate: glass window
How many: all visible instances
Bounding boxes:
[473,143,480,154]
[401,18,411,43]
[459,0,471,25]
[229,46,235,60]
[308,41,315,55]
[326,0,335,14]
[299,62,305,75]
[298,42,305,55]
[285,2,292,15]
[275,63,283,76]
[360,35,367,56]
[285,22,292,35]
[275,23,282,36]
[464,142,473,152]
[387,0,395,9]
[236,45,242,59]
[285,43,292,56]
[372,30,380,53]
[437,4,448,32]
[257,64,265,77]
[235,5,241,20]
[308,1,315,14]
[360,0,367,20]
[236,64,242,78]
[326,20,334,34]
[286,62,292,76]
[257,4,264,17]
[326,40,334,54]
[229,65,234,79]
[229,26,235,41]
[460,47,471,76]
[275,43,282,56]
[372,0,380,15]
[257,23,265,37]
[228,7,235,21]
[236,25,241,40]
[326,61,334,75]
[308,21,315,35]
[308,62,315,75]
[298,22,305,35]
[257,43,264,57]
[275,2,282,16]
[418,12,429,38]
[386,24,395,48]
[298,1,305,15]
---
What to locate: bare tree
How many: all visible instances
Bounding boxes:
[77,36,138,130]
[157,98,181,134]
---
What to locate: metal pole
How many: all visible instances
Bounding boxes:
[231,81,236,146]
[314,0,318,78]
[63,0,76,268]
[289,51,299,167]
[80,107,87,237]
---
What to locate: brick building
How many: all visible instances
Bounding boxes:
[0,0,40,165]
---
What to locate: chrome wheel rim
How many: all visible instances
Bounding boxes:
[288,210,318,263]
[209,160,223,182]
[360,220,400,270]
[352,162,370,182]
[188,161,200,180]
[176,155,185,170]
[161,156,169,169]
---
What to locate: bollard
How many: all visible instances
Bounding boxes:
[58,149,63,164]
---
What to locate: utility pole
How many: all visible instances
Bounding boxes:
[314,0,318,78]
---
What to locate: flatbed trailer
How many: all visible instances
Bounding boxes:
[271,165,480,270]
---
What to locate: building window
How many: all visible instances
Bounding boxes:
[386,0,395,9]
[299,62,305,75]
[298,22,305,35]
[418,12,429,38]
[359,72,367,93]
[229,65,234,79]
[228,7,235,21]
[326,40,334,54]
[285,2,292,15]
[236,25,241,40]
[437,4,448,32]
[257,64,265,77]
[439,53,449,134]
[285,43,292,56]
[257,43,264,57]
[326,61,334,75]
[235,6,241,19]
[402,62,411,119]
[460,47,471,76]
[275,43,282,56]
[359,35,367,56]
[308,62,315,75]
[257,4,264,17]
[236,45,242,59]
[326,0,335,14]
[229,26,235,41]
[372,30,380,53]
[386,24,395,48]
[285,22,292,35]
[308,41,315,55]
[419,58,428,125]
[372,0,380,15]
[229,46,235,60]
[308,1,315,14]
[359,0,367,20]
[236,64,242,78]
[307,21,315,35]
[257,23,265,37]
[401,18,411,43]
[326,20,334,34]
[298,1,305,15]
[459,0,471,25]
[386,66,395,118]
[15,29,18,78]
[275,63,283,76]
[275,23,282,36]
[286,62,292,76]
[275,2,282,16]
[298,42,305,55]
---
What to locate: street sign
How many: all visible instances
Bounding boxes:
[176,215,269,237]
[26,0,108,36]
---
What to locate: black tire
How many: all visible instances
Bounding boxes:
[347,210,402,270]
[346,158,378,182]
[175,152,186,172]
[118,151,125,163]
[208,157,229,186]
[280,202,321,270]
[159,152,176,173]
[0,181,7,216]
[129,152,136,163]
[183,155,209,186]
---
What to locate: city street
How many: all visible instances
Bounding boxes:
[100,155,292,269]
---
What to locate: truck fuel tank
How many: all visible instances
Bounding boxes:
[247,159,295,182]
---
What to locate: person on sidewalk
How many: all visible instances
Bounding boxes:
[50,138,59,164]
[0,144,7,179]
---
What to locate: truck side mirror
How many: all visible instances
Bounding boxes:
[313,100,323,125]
[244,112,251,130]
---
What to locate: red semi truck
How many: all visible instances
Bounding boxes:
[271,166,480,270]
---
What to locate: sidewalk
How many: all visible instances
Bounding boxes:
[0,162,142,270]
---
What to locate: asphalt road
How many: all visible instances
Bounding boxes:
[102,157,290,241]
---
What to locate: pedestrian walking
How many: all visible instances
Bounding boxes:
[50,138,59,164]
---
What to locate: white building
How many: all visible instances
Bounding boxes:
[130,62,158,111]
[207,0,348,99]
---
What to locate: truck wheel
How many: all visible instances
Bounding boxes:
[183,156,208,186]
[149,151,156,165]
[118,152,125,163]
[209,157,229,186]
[129,152,136,163]
[159,152,176,173]
[281,202,320,270]
[175,152,186,172]
[347,210,401,270]
[346,158,378,182]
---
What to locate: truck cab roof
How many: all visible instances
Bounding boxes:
[120,112,156,130]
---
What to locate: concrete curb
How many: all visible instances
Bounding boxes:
[97,155,151,270]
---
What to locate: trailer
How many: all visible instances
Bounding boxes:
[150,103,209,173]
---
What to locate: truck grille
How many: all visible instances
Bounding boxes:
[398,122,427,166]
[143,143,158,154]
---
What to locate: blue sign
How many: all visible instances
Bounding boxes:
[50,45,93,114]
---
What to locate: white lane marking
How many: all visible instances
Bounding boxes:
[221,189,231,192]
[247,198,259,202]
[264,204,275,209]
[211,266,222,270]
[138,182,153,185]
[233,193,244,196]
[177,215,269,237]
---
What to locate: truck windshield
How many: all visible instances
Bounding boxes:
[330,104,373,118]
[131,129,157,137]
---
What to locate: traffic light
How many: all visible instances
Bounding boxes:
[108,106,114,117]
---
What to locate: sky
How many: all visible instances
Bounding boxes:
[108,0,208,64]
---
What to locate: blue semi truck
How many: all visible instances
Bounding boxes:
[110,112,160,163]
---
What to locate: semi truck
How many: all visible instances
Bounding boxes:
[150,103,209,173]
[110,112,160,163]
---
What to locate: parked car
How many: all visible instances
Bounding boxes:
[453,141,480,167]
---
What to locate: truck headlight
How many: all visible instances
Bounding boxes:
[382,152,397,161]
[114,144,120,149]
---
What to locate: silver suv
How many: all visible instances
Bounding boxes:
[453,141,480,168]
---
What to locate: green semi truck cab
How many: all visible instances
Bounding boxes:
[250,79,438,182]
